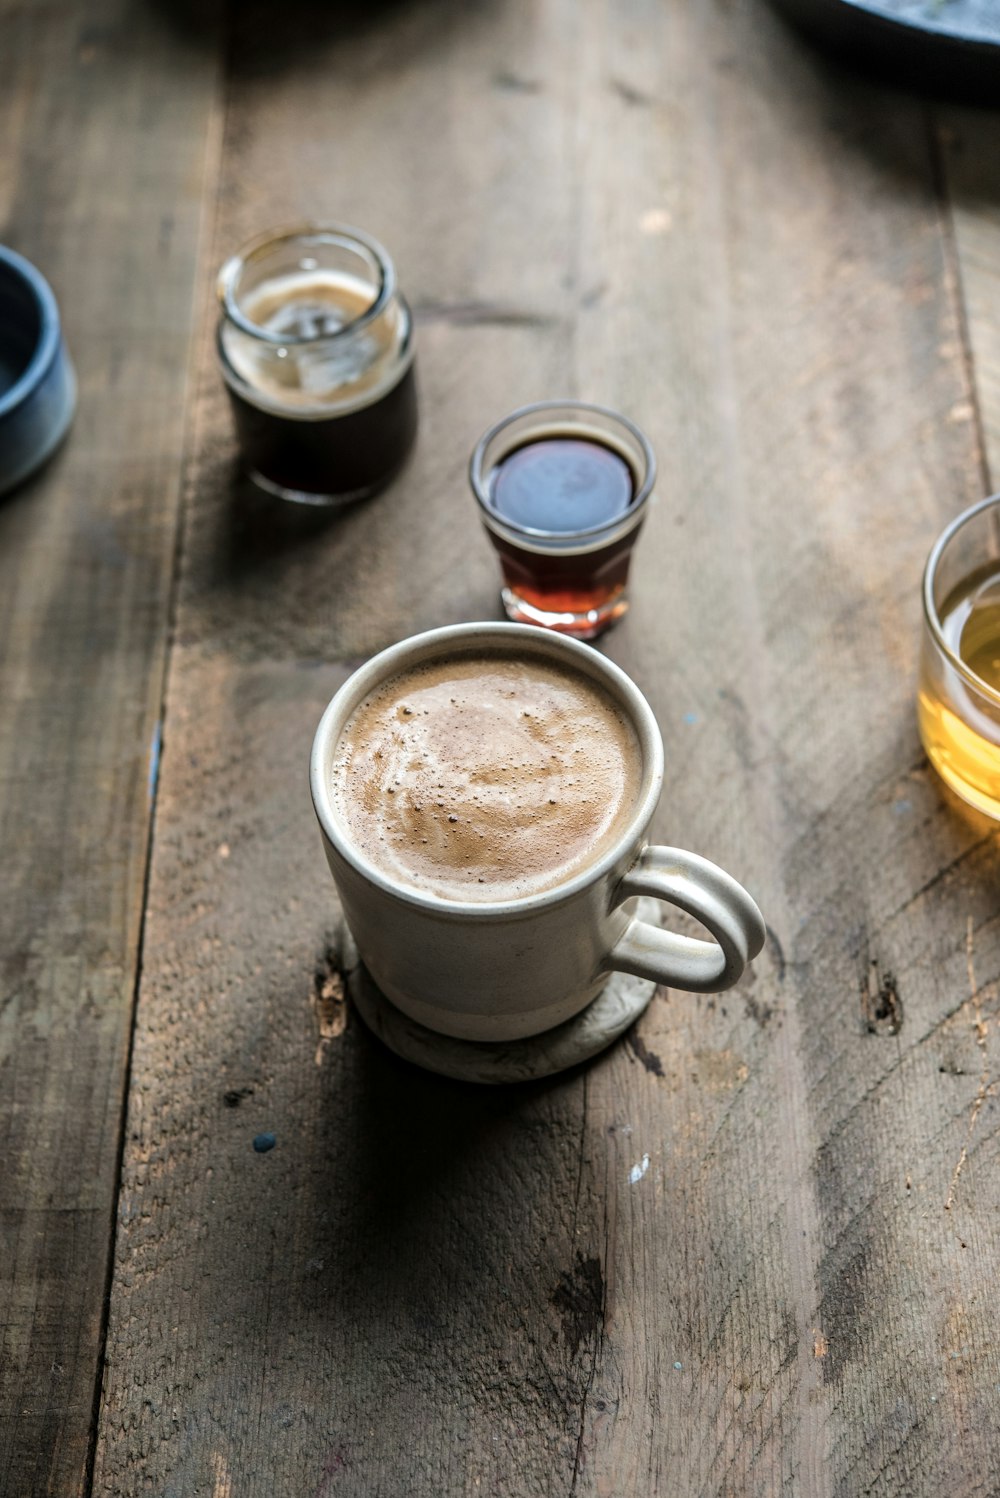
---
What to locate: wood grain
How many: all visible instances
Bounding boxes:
[935,106,1000,491]
[0,3,220,1492]
[586,9,1000,1492]
[92,1,1000,1495]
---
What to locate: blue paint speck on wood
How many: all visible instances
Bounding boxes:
[253,1132,276,1153]
[673,1361,683,1370]
[147,721,162,806]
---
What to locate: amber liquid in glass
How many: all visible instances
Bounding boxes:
[918,561,1000,818]
[484,435,643,637]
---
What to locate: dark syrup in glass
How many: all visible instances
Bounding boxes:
[485,435,643,629]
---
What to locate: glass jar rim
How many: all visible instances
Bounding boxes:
[216,223,396,347]
[923,491,1000,710]
[468,399,657,543]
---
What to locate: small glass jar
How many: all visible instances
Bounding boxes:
[470,400,656,639]
[217,225,417,505]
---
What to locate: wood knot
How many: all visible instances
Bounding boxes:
[551,1252,605,1359]
[861,960,903,1036]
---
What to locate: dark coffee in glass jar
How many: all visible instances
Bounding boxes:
[217,227,417,505]
[471,403,656,639]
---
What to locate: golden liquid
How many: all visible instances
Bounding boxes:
[918,562,1000,819]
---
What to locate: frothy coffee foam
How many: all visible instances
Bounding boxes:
[330,653,642,902]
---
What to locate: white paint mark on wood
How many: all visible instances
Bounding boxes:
[629,1154,650,1184]
[639,208,672,235]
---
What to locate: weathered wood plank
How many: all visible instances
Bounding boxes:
[0,3,221,1492]
[95,1,1000,1495]
[587,11,1000,1492]
[935,107,1000,490]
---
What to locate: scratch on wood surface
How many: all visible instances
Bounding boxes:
[944,917,996,1213]
[413,299,555,330]
[211,1451,232,1498]
[563,1068,603,1498]
[558,1250,605,1496]
[812,1329,829,1359]
[880,830,998,926]
[492,69,542,93]
[610,76,655,107]
[311,952,347,1065]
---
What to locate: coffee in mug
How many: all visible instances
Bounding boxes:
[331,651,642,902]
[311,623,764,1042]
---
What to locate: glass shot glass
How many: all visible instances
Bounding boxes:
[918,494,1000,819]
[216,224,417,505]
[469,400,656,639]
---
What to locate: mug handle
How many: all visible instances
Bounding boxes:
[606,846,765,992]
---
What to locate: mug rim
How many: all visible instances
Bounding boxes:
[0,246,63,423]
[309,622,664,919]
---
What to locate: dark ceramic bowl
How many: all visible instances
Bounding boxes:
[768,0,1000,99]
[0,246,76,496]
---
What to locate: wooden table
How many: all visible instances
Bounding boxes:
[4,2,1000,1493]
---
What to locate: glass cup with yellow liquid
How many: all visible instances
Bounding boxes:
[919,494,1000,819]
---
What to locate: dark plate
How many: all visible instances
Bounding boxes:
[768,0,1000,99]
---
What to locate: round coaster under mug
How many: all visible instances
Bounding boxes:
[341,898,663,1084]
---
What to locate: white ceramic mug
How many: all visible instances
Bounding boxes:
[310,623,765,1042]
